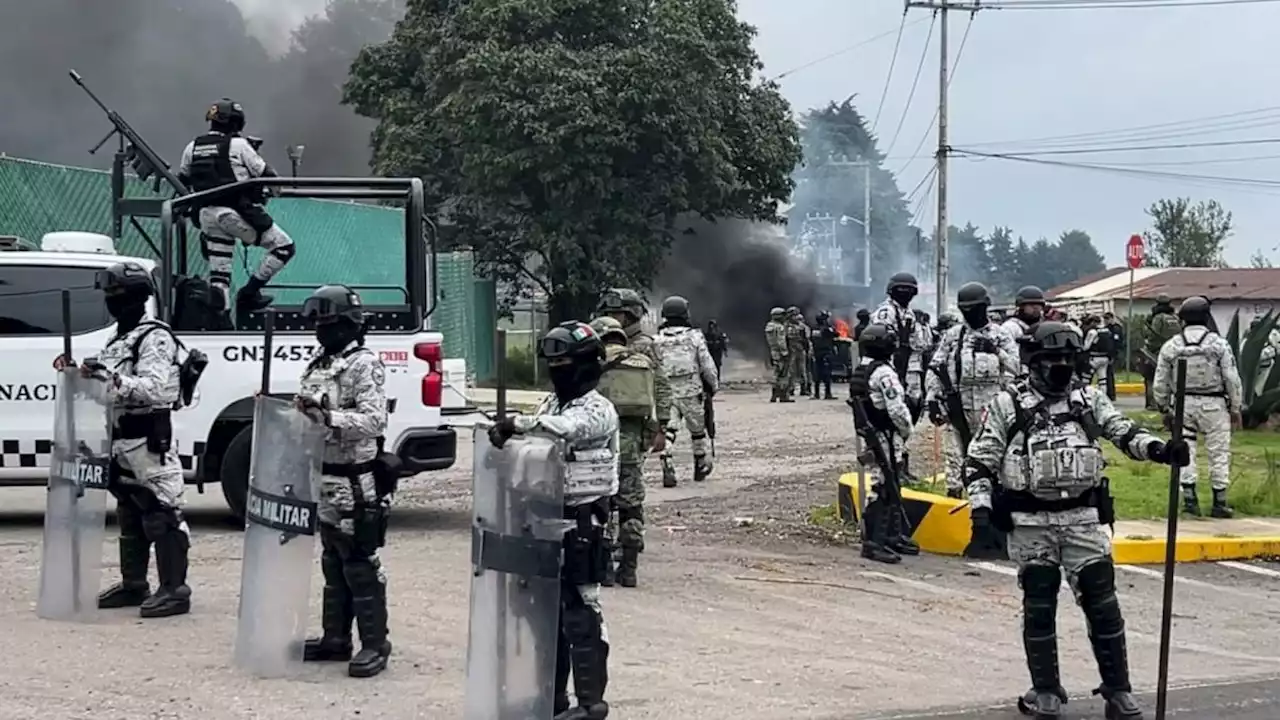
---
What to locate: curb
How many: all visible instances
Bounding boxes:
[1115,382,1144,396]
[836,473,1280,563]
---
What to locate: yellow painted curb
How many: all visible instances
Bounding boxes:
[836,473,1280,563]
[1115,382,1144,396]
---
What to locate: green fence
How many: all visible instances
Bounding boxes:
[0,155,493,372]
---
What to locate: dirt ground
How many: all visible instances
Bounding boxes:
[2,363,1280,719]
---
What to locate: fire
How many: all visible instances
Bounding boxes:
[834,319,851,338]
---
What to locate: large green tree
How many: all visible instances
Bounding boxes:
[1143,197,1232,268]
[344,0,801,321]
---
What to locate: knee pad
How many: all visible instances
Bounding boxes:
[115,498,145,534]
[562,604,601,647]
[690,431,707,441]
[269,242,296,263]
[1019,563,1062,599]
[320,547,345,583]
[1076,560,1122,623]
[342,555,382,591]
[617,506,643,526]
[140,506,182,542]
[1019,564,1061,634]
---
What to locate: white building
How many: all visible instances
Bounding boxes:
[1046,267,1280,331]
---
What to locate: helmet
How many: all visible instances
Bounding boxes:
[770,306,786,320]
[936,313,959,332]
[539,321,604,365]
[95,261,156,300]
[787,305,801,316]
[886,272,918,293]
[817,310,831,323]
[1014,285,1045,306]
[1156,293,1171,305]
[1177,296,1212,325]
[590,315,628,344]
[858,323,897,360]
[956,282,991,309]
[206,98,246,133]
[1021,321,1085,394]
[660,295,690,320]
[596,288,646,322]
[301,284,366,326]
[856,308,871,321]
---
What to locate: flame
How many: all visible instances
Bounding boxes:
[834,319,851,338]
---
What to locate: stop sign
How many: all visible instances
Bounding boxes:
[1126,234,1145,269]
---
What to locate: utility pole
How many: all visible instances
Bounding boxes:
[905,0,983,315]
[829,155,872,296]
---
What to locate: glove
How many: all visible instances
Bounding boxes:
[926,400,946,427]
[1149,438,1191,467]
[964,507,1007,560]
[488,417,517,449]
[294,394,332,425]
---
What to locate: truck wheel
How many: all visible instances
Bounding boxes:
[220,424,253,521]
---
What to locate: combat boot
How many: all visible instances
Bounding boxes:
[600,555,616,587]
[661,457,678,488]
[349,577,393,678]
[139,529,190,618]
[1018,608,1068,720]
[1211,488,1234,518]
[235,277,274,313]
[860,500,901,565]
[770,388,779,403]
[824,384,834,400]
[304,584,354,662]
[99,533,151,608]
[1090,627,1143,719]
[886,506,919,556]
[556,641,610,720]
[693,454,712,482]
[616,547,639,588]
[780,391,795,403]
[1181,485,1202,517]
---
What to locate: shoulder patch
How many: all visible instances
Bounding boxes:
[371,363,385,386]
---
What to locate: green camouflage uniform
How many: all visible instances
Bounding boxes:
[765,307,791,401]
[786,313,810,396]
[1142,305,1181,409]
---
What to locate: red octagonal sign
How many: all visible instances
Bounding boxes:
[1126,234,1145,270]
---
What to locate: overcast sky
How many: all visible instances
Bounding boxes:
[738,0,1280,268]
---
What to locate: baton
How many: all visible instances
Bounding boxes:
[1154,357,1188,720]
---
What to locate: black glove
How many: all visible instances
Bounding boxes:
[488,417,517,449]
[926,400,946,427]
[1149,438,1191,467]
[964,506,1007,560]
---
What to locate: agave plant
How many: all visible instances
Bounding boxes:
[1225,309,1280,429]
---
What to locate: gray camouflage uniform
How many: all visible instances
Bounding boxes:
[655,325,719,482]
[926,323,1020,493]
[858,358,913,499]
[1152,326,1242,492]
[871,298,927,404]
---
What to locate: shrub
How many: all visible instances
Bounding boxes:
[1225,309,1280,429]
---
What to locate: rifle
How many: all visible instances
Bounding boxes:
[703,381,716,457]
[847,396,903,508]
[935,370,973,448]
[69,70,186,195]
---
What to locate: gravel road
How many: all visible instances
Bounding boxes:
[1,368,1278,719]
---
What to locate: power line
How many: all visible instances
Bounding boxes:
[1092,152,1280,166]
[883,13,937,156]
[893,13,976,178]
[959,106,1280,148]
[770,16,929,81]
[905,164,938,205]
[987,0,1280,8]
[871,12,910,133]
[955,137,1280,156]
[952,147,1280,188]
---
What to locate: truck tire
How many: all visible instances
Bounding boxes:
[220,424,254,521]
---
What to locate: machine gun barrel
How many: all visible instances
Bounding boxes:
[68,69,187,194]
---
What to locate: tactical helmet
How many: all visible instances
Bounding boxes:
[1156,293,1171,305]
[956,282,991,309]
[817,310,831,323]
[596,287,647,322]
[206,98,246,133]
[858,323,897,359]
[1177,296,1212,325]
[787,305,801,315]
[856,308,871,321]
[770,306,786,319]
[660,295,690,320]
[1021,321,1083,362]
[301,284,366,326]
[590,315,628,344]
[539,321,604,365]
[886,272,919,293]
[936,313,959,333]
[95,261,156,300]
[1014,285,1046,306]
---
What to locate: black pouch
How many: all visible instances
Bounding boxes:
[354,506,388,551]
[562,519,607,585]
[373,451,403,499]
[989,487,1015,533]
[146,412,173,454]
[1096,478,1116,527]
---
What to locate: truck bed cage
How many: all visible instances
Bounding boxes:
[159,177,432,333]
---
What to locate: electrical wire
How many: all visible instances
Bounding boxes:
[1090,152,1280,166]
[959,106,1280,149]
[987,0,1280,8]
[905,164,938,206]
[871,12,910,133]
[883,13,937,157]
[955,137,1280,157]
[893,13,976,177]
[952,147,1280,189]
[770,16,929,81]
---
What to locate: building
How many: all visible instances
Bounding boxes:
[1046,267,1280,330]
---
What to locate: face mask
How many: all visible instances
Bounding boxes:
[1035,361,1076,395]
[549,362,600,401]
[315,323,353,353]
[961,307,988,329]
[1019,307,1043,324]
[889,289,916,307]
[105,295,145,327]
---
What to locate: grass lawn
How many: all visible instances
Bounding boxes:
[910,409,1280,520]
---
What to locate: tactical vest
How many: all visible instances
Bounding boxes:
[657,327,699,379]
[954,326,1003,387]
[186,133,238,195]
[1000,385,1105,501]
[810,326,834,355]
[849,360,894,433]
[1092,328,1115,356]
[597,345,655,419]
[1146,312,1180,353]
[1174,328,1226,396]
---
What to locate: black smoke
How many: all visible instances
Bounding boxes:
[0,0,399,177]
[655,216,853,362]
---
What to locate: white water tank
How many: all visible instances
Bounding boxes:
[40,231,117,254]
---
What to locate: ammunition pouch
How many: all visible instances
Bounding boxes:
[373,451,403,499]
[114,410,172,455]
[1096,477,1116,527]
[562,500,609,586]
[353,505,388,553]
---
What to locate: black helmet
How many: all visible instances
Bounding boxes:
[858,323,897,360]
[302,284,366,326]
[1015,285,1045,306]
[1178,295,1212,326]
[95,261,156,300]
[856,308,871,321]
[539,321,604,364]
[1156,293,1171,305]
[886,272,918,293]
[597,287,646,322]
[1021,320,1085,389]
[956,282,991,309]
[206,98,246,133]
[660,295,690,320]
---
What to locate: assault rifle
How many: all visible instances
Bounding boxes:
[70,70,186,195]
[935,370,973,448]
[847,396,902,507]
[703,382,716,457]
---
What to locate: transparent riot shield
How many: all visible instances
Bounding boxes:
[37,369,111,622]
[233,395,325,678]
[464,428,569,720]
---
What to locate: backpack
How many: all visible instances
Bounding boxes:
[597,346,655,419]
[129,321,209,409]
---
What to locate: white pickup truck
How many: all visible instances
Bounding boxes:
[0,181,477,518]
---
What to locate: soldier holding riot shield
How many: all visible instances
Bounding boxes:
[488,321,620,720]
[294,285,396,679]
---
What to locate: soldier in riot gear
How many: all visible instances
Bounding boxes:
[655,296,718,486]
[178,98,295,314]
[53,262,194,618]
[965,321,1189,720]
[295,285,394,678]
[1153,296,1243,518]
[489,321,620,720]
[872,272,928,480]
[848,324,916,563]
[810,311,838,399]
[853,308,871,339]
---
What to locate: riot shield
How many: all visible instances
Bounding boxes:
[37,369,111,622]
[464,428,569,720]
[233,395,325,678]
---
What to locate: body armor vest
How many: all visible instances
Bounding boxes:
[598,345,655,419]
[187,133,238,194]
[954,327,1003,387]
[299,346,378,465]
[1174,328,1226,396]
[564,445,620,503]
[849,360,894,433]
[1000,386,1104,501]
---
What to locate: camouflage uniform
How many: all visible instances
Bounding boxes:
[1142,305,1181,409]
[655,323,719,485]
[785,309,810,397]
[871,297,927,406]
[1153,324,1242,514]
[298,344,392,671]
[765,307,791,401]
[850,352,916,564]
[925,321,1020,494]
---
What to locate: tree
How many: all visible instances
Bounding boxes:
[1143,197,1232,268]
[983,226,1018,299]
[345,0,801,322]
[1054,229,1106,284]
[1250,249,1274,268]
[947,222,989,290]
